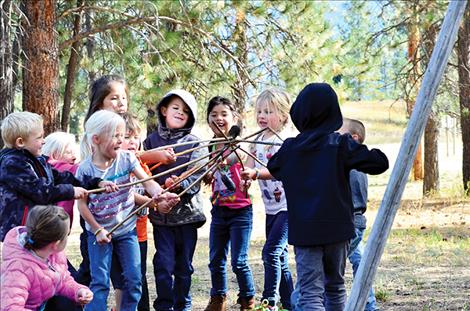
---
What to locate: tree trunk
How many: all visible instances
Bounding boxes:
[62,0,83,131]
[423,19,439,196]
[0,0,14,147]
[22,0,59,135]
[232,7,249,114]
[423,111,440,195]
[407,3,424,181]
[85,5,95,82]
[457,6,470,192]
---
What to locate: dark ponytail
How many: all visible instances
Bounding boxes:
[24,205,69,250]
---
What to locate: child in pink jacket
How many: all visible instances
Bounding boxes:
[43,131,80,226]
[0,205,93,310]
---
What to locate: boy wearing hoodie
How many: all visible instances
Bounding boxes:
[143,90,207,311]
[267,83,389,310]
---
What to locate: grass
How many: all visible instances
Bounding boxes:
[340,100,408,145]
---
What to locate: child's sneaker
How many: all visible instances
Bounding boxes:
[237,296,255,310]
[254,299,278,311]
[204,295,227,311]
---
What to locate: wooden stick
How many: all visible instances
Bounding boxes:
[87,147,221,194]
[148,140,221,172]
[267,126,284,142]
[177,146,236,196]
[237,146,267,168]
[136,137,228,155]
[346,1,467,310]
[106,145,232,236]
[233,139,282,146]
[211,122,244,169]
[240,127,268,141]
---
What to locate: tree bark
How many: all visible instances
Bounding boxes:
[62,0,83,131]
[457,6,470,192]
[423,20,439,196]
[424,111,440,195]
[85,2,95,83]
[406,4,424,181]
[232,7,249,114]
[22,0,59,135]
[0,0,14,147]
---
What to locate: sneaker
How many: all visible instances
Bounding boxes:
[237,296,255,311]
[204,295,227,311]
[254,299,278,311]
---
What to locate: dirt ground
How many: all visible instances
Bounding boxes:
[65,194,470,311]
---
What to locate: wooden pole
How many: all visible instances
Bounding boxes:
[345,1,467,310]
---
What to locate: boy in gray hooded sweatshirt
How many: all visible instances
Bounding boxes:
[143,90,207,311]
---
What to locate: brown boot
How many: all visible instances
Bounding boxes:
[204,295,227,311]
[237,296,255,311]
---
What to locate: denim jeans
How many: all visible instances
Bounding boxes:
[139,240,150,311]
[208,206,255,298]
[152,224,198,311]
[262,211,294,308]
[75,216,91,286]
[85,228,142,311]
[291,241,349,311]
[348,228,378,311]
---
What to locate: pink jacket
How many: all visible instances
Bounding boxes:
[48,160,79,226]
[0,226,86,310]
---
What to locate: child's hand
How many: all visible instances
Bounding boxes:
[77,288,93,305]
[73,187,88,199]
[161,148,176,164]
[164,175,180,191]
[153,192,180,214]
[241,168,256,180]
[95,228,111,244]
[98,180,119,193]
[240,179,252,192]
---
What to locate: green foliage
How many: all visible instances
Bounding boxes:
[48,0,458,131]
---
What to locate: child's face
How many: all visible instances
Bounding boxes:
[102,81,128,115]
[256,101,284,132]
[208,104,238,137]
[122,130,141,154]
[161,97,190,129]
[19,127,45,157]
[62,144,77,164]
[95,123,125,160]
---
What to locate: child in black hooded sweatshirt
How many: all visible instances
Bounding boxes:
[267,83,389,310]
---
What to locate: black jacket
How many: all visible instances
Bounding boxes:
[267,83,389,246]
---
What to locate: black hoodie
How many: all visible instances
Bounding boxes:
[267,83,389,246]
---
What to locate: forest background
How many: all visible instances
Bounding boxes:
[1,0,470,194]
[0,1,470,309]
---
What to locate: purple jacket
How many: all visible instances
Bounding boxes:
[0,226,87,310]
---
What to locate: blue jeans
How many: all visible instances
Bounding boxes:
[348,228,379,311]
[75,216,91,286]
[152,224,198,311]
[139,241,150,311]
[85,228,142,311]
[208,206,255,298]
[291,241,349,311]
[262,211,293,308]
